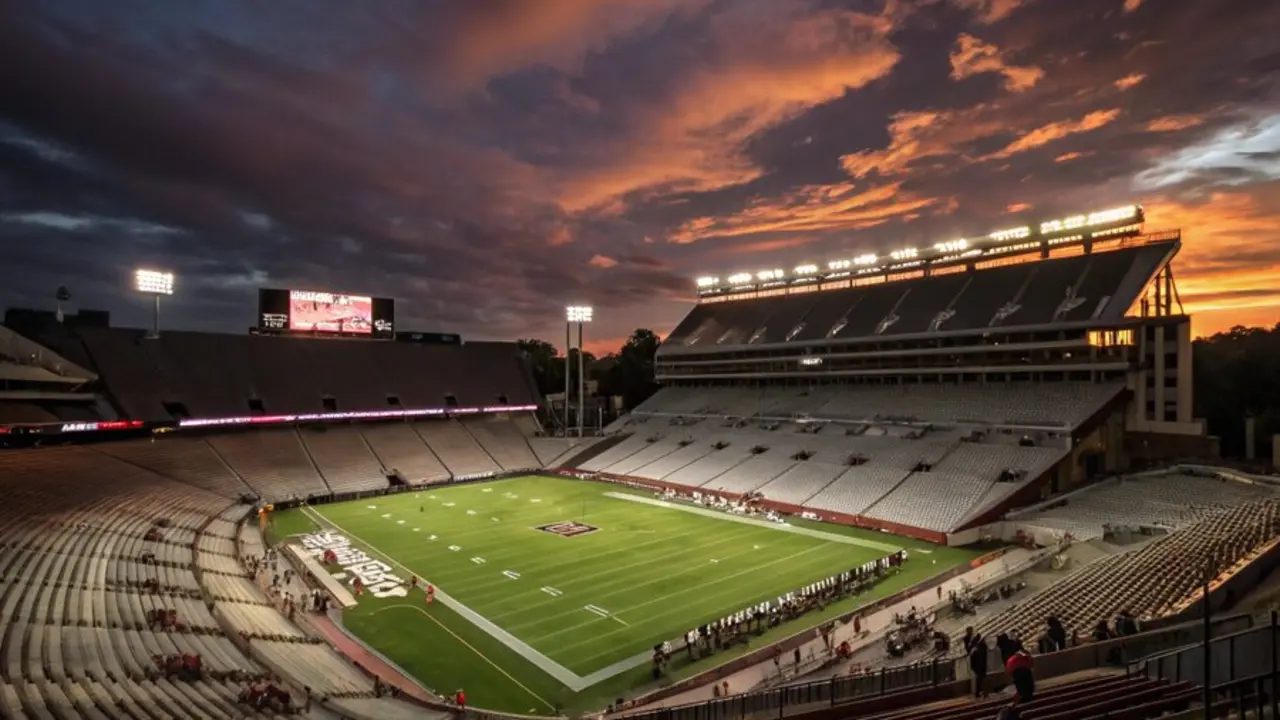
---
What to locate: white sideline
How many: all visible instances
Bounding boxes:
[302,506,651,690]
[602,492,904,553]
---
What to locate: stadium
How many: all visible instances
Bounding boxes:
[1,204,1278,720]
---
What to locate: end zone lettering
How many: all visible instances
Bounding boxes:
[301,530,408,598]
[535,521,599,538]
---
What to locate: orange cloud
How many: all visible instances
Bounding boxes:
[988,108,1121,158]
[588,254,618,268]
[949,34,1044,92]
[1054,151,1093,163]
[950,0,1025,24]
[558,5,900,213]
[1141,182,1280,336]
[1145,115,1205,133]
[1006,202,1032,213]
[841,108,1005,178]
[668,181,936,244]
[1114,73,1146,90]
[1123,0,1143,12]
[435,0,708,89]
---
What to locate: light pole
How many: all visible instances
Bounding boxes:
[566,305,593,438]
[134,269,174,338]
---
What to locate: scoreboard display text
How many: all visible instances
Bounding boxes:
[258,288,395,339]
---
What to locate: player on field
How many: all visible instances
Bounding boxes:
[425,583,435,604]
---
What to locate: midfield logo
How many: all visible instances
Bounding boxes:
[535,521,599,538]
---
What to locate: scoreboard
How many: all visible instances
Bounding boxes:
[258,288,395,339]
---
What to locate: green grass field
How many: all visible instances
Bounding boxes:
[273,475,981,714]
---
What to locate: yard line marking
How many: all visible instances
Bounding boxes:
[466,509,477,515]
[372,604,556,712]
[300,506,587,689]
[584,604,609,618]
[471,557,486,564]
[397,520,405,525]
[503,570,520,580]
[482,488,493,493]
[381,513,392,518]
[540,586,562,597]
[448,545,461,551]
[442,502,455,507]
[611,615,629,627]
[366,505,377,509]
[529,543,831,646]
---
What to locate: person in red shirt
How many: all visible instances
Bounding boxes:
[454,689,466,708]
[425,584,435,604]
[1005,648,1035,702]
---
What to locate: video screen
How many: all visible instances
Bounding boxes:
[288,290,373,335]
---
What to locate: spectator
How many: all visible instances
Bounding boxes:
[1092,621,1112,642]
[1006,648,1035,702]
[1046,616,1067,651]
[963,627,989,698]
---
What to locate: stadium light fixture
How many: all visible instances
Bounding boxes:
[794,264,819,276]
[565,305,593,439]
[854,253,878,266]
[134,269,174,338]
[695,276,719,288]
[889,248,919,262]
[134,269,174,295]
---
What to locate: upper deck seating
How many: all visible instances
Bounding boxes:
[662,241,1173,349]
[77,327,538,421]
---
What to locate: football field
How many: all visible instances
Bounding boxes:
[277,475,980,714]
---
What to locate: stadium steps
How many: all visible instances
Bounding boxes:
[87,444,260,501]
[457,421,505,471]
[292,428,335,495]
[354,431,385,473]
[560,433,632,469]
[402,424,453,479]
[795,468,847,507]
[849,470,914,518]
[202,439,261,498]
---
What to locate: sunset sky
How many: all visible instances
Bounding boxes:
[1,0,1278,355]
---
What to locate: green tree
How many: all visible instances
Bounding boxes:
[1192,323,1280,458]
[601,328,661,410]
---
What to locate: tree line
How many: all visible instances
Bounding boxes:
[518,328,661,413]
[1193,322,1280,459]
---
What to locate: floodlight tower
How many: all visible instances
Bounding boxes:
[134,269,174,338]
[566,305,593,437]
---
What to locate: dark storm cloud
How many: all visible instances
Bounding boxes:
[1,0,1278,349]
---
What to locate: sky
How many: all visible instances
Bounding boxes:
[1,0,1278,356]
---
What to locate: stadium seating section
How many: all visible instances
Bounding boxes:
[0,445,442,719]
[75,328,535,421]
[976,498,1280,643]
[665,240,1174,348]
[571,383,1122,533]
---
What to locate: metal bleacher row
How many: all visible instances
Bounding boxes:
[0,444,440,720]
[91,416,541,503]
[75,328,536,422]
[573,384,1116,533]
[663,240,1173,348]
[975,498,1280,644]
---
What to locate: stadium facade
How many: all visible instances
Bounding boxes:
[587,205,1211,543]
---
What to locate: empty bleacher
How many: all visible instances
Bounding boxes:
[977,499,1280,643]
[360,422,451,484]
[415,420,502,476]
[207,430,330,500]
[665,241,1173,348]
[1014,470,1280,541]
[462,417,539,471]
[298,426,388,493]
